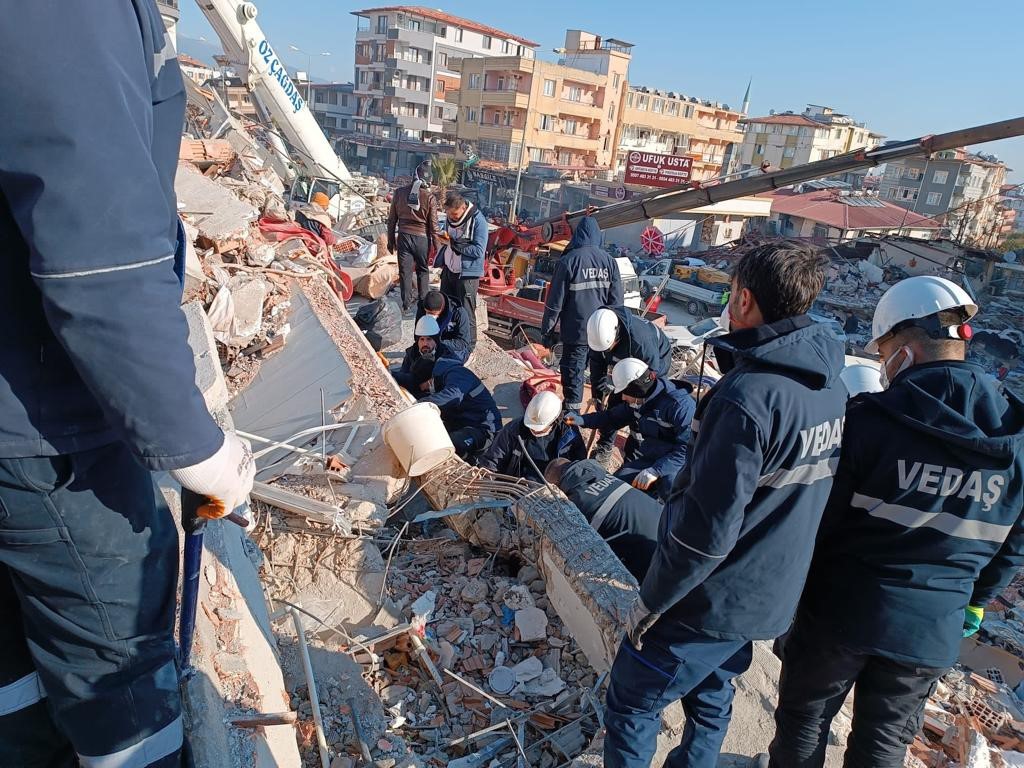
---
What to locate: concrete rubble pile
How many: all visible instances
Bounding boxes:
[906,572,1024,767]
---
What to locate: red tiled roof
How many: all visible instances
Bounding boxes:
[353,6,539,48]
[741,114,822,127]
[177,54,210,69]
[763,189,943,231]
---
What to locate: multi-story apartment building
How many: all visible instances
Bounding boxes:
[616,86,744,182]
[155,0,179,45]
[350,6,536,143]
[178,54,217,86]
[878,149,1009,247]
[447,30,631,171]
[732,105,883,176]
[309,83,357,145]
[1002,184,1024,233]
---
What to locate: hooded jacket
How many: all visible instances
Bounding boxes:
[478,418,585,482]
[641,316,847,640]
[541,217,623,344]
[559,459,661,582]
[424,358,502,438]
[590,306,673,390]
[392,339,455,391]
[800,361,1024,667]
[582,377,695,483]
[415,295,473,362]
[0,3,223,468]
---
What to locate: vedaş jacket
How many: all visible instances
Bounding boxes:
[479,418,585,482]
[424,358,501,438]
[590,305,673,390]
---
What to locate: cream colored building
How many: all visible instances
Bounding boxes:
[616,87,744,182]
[733,105,883,173]
[446,30,631,170]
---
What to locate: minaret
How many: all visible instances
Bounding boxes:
[740,78,752,115]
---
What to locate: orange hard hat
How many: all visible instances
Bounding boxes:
[312,191,330,208]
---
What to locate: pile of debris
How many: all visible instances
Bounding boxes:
[908,572,1024,767]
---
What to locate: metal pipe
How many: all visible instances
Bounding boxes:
[290,608,331,768]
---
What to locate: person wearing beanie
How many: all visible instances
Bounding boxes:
[295,190,336,246]
[415,289,473,362]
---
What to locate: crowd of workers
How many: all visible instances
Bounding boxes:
[1,11,1022,768]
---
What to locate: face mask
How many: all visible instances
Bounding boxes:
[879,346,914,390]
[529,426,553,437]
[720,304,732,333]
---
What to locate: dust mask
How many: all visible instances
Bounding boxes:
[879,347,914,390]
[720,305,732,333]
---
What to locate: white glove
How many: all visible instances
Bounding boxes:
[625,596,660,650]
[171,432,255,520]
[632,469,659,491]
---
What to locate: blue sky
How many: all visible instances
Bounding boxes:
[177,0,1024,182]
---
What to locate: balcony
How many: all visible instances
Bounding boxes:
[386,26,436,49]
[552,132,599,151]
[394,114,429,132]
[356,28,382,41]
[479,124,524,142]
[386,57,432,78]
[480,90,530,109]
[385,85,432,105]
[556,101,602,121]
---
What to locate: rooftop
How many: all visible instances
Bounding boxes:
[352,6,539,48]
[740,113,823,127]
[764,188,944,231]
[177,54,209,69]
[627,85,740,114]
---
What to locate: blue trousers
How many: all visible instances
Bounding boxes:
[604,623,753,768]
[560,342,590,410]
[0,444,183,768]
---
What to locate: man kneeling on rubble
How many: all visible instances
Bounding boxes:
[393,315,454,392]
[479,391,585,482]
[565,358,694,501]
[767,276,1024,768]
[409,353,502,460]
[416,289,473,362]
[602,242,847,768]
[545,458,659,582]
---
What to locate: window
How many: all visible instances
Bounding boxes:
[613,73,620,88]
[435,106,444,119]
[684,104,694,118]
[667,101,678,116]
[466,107,477,122]
[376,15,388,33]
[770,125,782,134]
[783,146,796,158]
[543,79,555,97]
[564,118,577,135]
[884,165,902,179]
[469,73,481,89]
[653,99,663,113]
[886,188,897,200]
[496,76,505,91]
[438,52,448,68]
[503,110,512,126]
[926,192,942,206]
[932,170,948,184]
[529,147,544,162]
[833,128,841,139]
[906,167,922,180]
[558,151,571,166]
[492,111,500,125]
[436,79,445,94]
[567,86,583,102]
[812,223,829,239]
[328,90,339,105]
[608,103,615,119]
[502,40,512,54]
[359,70,369,84]
[754,143,765,155]
[454,27,463,42]
[341,95,348,107]
[626,92,634,107]
[482,35,492,49]
[899,187,919,201]
[315,91,325,103]
[539,114,555,130]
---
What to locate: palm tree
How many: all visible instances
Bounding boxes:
[431,156,460,196]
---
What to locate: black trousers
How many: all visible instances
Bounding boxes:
[769,613,945,768]
[560,343,590,410]
[397,232,430,311]
[0,444,182,767]
[440,269,479,350]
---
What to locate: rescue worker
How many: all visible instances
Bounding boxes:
[416,289,473,362]
[386,160,440,313]
[410,354,502,460]
[541,216,623,412]
[587,307,674,462]
[602,243,847,768]
[545,458,660,582]
[295,191,336,246]
[393,315,454,392]
[479,391,585,482]
[565,358,694,501]
[768,276,1024,768]
[440,191,488,347]
[0,5,255,765]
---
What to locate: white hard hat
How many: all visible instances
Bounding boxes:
[611,358,650,394]
[414,315,441,337]
[840,363,883,398]
[523,390,562,431]
[866,276,977,354]
[587,308,619,352]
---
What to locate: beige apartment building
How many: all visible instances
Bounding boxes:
[446,30,631,171]
[616,86,744,182]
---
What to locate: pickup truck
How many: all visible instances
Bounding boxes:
[639,260,727,317]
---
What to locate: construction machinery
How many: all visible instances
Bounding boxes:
[195,0,378,219]
[480,116,1024,299]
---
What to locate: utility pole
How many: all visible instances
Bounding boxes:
[510,65,536,222]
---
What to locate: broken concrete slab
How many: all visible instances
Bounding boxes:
[514,607,548,643]
[176,162,258,253]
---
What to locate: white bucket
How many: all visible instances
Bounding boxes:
[383,402,455,477]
